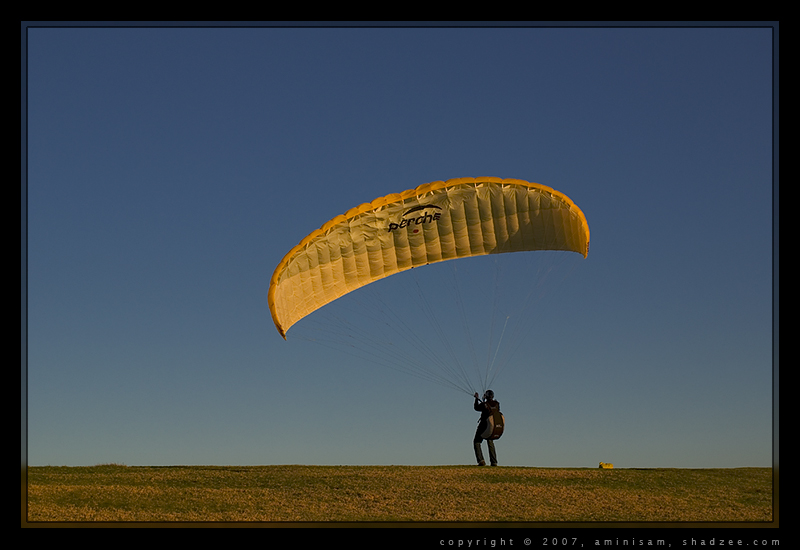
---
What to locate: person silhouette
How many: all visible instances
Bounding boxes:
[473,390,499,466]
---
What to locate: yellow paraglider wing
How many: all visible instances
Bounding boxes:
[268,177,589,338]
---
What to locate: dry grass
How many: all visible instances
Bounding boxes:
[25,465,773,523]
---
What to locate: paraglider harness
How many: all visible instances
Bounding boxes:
[478,398,505,440]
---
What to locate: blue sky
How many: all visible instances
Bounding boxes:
[23,23,777,468]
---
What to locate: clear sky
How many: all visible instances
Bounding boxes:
[23,23,777,468]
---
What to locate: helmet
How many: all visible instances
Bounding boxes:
[483,390,495,400]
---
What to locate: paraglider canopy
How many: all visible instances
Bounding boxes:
[268,177,589,339]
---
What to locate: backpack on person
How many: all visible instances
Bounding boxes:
[480,400,505,440]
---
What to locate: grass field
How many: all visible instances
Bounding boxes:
[25,465,774,523]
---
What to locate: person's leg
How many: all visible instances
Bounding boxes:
[473,430,486,465]
[487,439,497,466]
